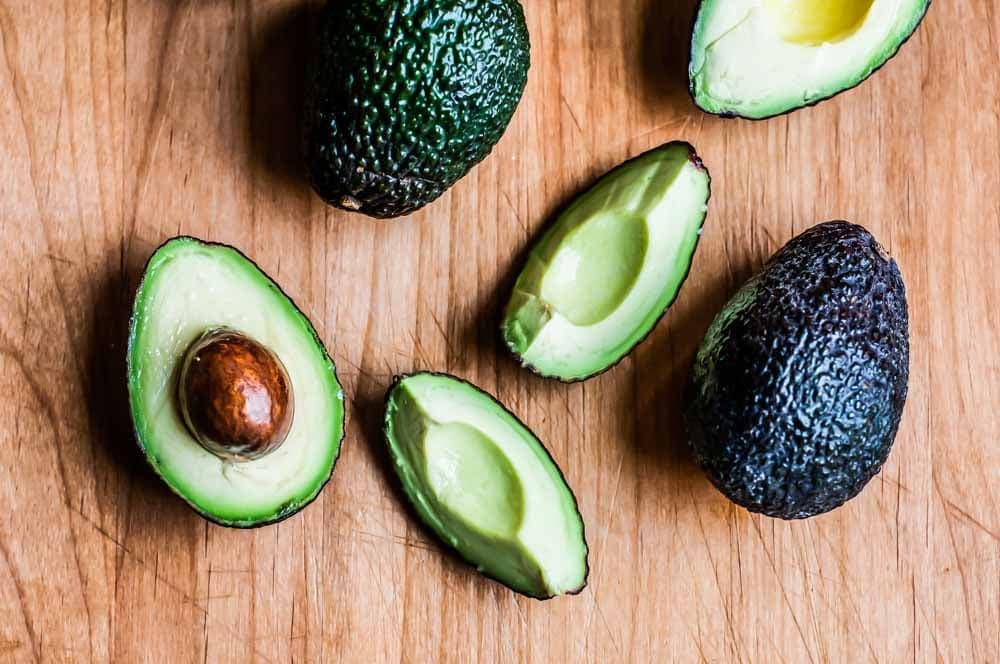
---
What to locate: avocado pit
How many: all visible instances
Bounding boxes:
[178,328,294,461]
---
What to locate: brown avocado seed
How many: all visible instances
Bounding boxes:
[178,328,294,461]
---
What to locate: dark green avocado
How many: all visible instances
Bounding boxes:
[127,237,345,528]
[303,0,530,219]
[685,221,909,519]
[383,372,588,598]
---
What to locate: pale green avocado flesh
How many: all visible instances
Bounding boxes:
[690,0,930,119]
[383,373,588,598]
[502,142,711,381]
[127,237,345,527]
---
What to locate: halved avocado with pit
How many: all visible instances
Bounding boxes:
[689,0,930,119]
[383,372,588,599]
[502,141,711,381]
[127,237,345,528]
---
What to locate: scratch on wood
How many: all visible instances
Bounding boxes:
[806,524,882,657]
[748,516,816,664]
[406,329,433,369]
[691,491,745,664]
[941,495,999,542]
[895,463,903,572]
[559,390,585,439]
[353,529,435,553]
[0,535,39,661]
[560,93,584,136]
[590,593,621,658]
[934,474,982,661]
[0,343,94,658]
[500,190,528,235]
[126,1,196,235]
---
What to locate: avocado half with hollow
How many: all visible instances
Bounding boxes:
[685,221,909,519]
[501,141,711,381]
[383,373,588,598]
[127,237,345,527]
[689,0,930,119]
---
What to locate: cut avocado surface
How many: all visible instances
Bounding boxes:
[383,373,588,598]
[689,0,930,119]
[502,141,711,381]
[127,237,345,528]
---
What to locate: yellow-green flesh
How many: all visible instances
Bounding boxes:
[763,0,874,44]
[127,238,344,527]
[384,373,587,598]
[502,142,710,381]
[690,0,929,118]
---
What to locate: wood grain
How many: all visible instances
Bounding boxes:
[0,0,996,661]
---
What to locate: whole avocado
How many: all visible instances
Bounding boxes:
[303,0,530,219]
[685,221,909,519]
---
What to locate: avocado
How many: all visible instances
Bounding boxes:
[501,142,711,381]
[127,237,345,528]
[383,373,588,598]
[685,221,909,519]
[689,0,930,119]
[303,0,530,219]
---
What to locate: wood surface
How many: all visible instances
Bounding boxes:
[0,0,996,661]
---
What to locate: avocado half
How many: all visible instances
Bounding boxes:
[502,141,711,381]
[127,237,345,528]
[685,221,909,519]
[303,0,530,218]
[383,373,588,598]
[689,0,930,119]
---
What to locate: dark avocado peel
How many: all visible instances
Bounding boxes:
[685,221,909,519]
[689,0,931,119]
[303,0,530,219]
[502,141,711,382]
[127,237,345,528]
[383,372,588,599]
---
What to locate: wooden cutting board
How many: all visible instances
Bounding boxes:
[0,0,995,661]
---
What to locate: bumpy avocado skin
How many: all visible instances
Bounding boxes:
[303,0,530,219]
[685,221,909,519]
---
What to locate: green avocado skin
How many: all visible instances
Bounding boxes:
[685,221,909,519]
[303,0,530,219]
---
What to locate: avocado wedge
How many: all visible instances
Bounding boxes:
[689,0,930,119]
[501,142,711,381]
[685,221,909,519]
[127,237,345,528]
[383,373,588,598]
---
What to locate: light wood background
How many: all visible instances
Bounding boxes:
[0,0,996,661]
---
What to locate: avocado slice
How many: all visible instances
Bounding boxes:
[303,0,530,219]
[689,0,930,119]
[127,237,345,528]
[383,373,588,598]
[501,142,711,381]
[685,221,909,519]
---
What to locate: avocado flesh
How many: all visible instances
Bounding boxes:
[303,0,530,218]
[685,221,909,519]
[127,238,345,527]
[690,0,930,119]
[384,373,587,598]
[502,142,710,381]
